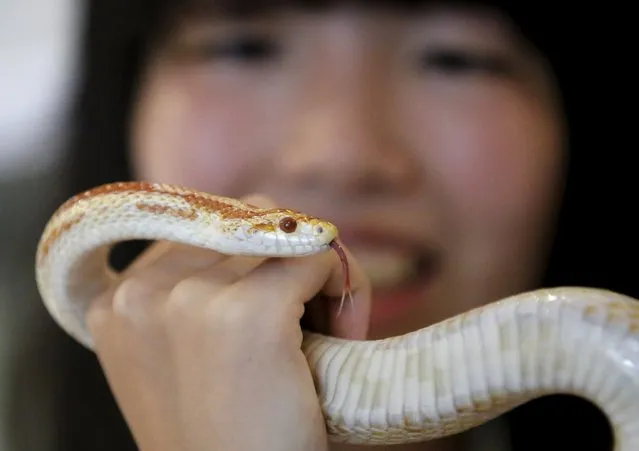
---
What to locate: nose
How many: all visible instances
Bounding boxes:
[276,75,417,198]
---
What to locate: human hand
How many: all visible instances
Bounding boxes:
[85,194,371,451]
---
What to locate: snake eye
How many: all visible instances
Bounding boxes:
[279,217,297,233]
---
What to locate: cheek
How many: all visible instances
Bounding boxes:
[409,89,563,235]
[131,67,264,194]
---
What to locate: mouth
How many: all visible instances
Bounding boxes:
[337,228,441,327]
[353,246,438,290]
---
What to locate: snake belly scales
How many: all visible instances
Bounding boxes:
[34,181,639,448]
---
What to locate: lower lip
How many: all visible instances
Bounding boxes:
[334,232,438,329]
[367,282,431,328]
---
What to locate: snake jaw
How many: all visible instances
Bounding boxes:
[329,239,354,315]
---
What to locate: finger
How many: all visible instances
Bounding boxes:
[87,274,172,344]
[88,239,228,341]
[160,193,280,316]
[88,192,282,345]
[164,254,268,321]
[238,193,279,210]
[132,243,231,290]
[223,242,371,340]
[85,285,179,450]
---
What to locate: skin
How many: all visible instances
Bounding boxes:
[86,5,567,451]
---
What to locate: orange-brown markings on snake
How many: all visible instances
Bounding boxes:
[38,214,85,263]
[60,181,319,223]
[135,202,197,220]
[248,222,277,233]
[180,192,316,222]
[51,181,354,312]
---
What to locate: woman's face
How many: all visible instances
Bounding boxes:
[131,5,566,339]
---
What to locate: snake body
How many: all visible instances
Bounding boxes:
[35,181,639,449]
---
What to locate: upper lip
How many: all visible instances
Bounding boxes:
[328,219,443,272]
[331,218,439,251]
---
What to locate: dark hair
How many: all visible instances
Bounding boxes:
[9,2,634,450]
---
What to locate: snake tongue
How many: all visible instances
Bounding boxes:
[329,240,353,314]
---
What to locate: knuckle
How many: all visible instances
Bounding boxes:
[166,267,238,309]
[162,276,227,326]
[165,277,214,311]
[195,286,259,333]
[204,294,248,328]
[169,278,199,305]
[208,289,300,343]
[111,276,153,319]
[162,279,199,321]
[160,271,304,346]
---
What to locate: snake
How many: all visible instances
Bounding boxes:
[35,181,639,449]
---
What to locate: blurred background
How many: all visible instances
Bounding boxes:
[0,1,82,448]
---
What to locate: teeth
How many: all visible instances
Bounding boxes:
[350,247,419,288]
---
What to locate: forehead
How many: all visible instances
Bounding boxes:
[150,0,518,54]
[168,0,503,18]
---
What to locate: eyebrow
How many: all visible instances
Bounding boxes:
[170,0,465,19]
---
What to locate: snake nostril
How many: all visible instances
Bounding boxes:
[316,226,324,234]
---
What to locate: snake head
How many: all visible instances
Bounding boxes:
[221,208,339,256]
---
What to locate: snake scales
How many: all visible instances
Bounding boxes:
[34,181,639,448]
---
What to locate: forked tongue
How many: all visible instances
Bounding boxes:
[329,240,354,315]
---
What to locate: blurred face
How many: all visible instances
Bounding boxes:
[131,5,566,339]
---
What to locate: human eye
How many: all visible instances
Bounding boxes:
[198,33,281,63]
[417,46,516,77]
[173,28,283,66]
